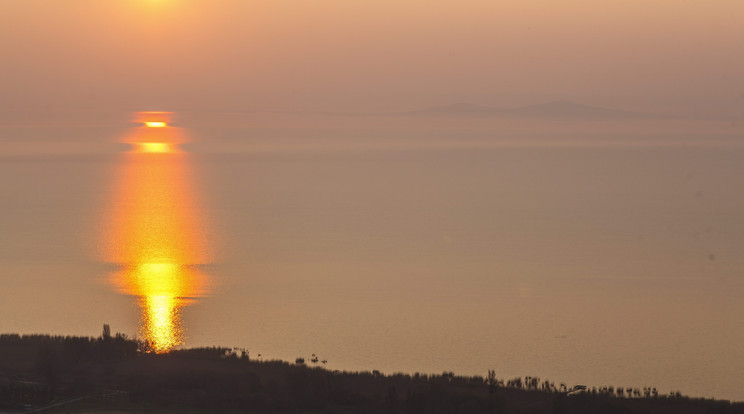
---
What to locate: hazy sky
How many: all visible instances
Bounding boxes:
[2,0,743,116]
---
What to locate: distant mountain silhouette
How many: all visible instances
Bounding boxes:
[506,100,660,119]
[399,100,663,120]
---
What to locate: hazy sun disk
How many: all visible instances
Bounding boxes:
[127,112,184,154]
[106,116,210,352]
[136,142,175,153]
[135,111,173,125]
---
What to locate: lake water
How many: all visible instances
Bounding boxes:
[1,113,743,400]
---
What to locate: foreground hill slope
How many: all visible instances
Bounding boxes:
[0,333,741,414]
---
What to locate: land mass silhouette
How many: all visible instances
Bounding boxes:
[0,330,742,414]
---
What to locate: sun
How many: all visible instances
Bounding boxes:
[136,142,175,153]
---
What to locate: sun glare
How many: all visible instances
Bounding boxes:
[106,112,210,353]
[142,295,180,352]
[145,121,167,128]
[124,262,198,353]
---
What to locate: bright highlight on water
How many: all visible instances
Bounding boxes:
[104,112,210,352]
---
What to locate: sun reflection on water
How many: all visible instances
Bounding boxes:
[105,112,210,352]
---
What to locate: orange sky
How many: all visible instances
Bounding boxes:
[1,1,742,116]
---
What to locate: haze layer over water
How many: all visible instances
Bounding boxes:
[0,113,742,400]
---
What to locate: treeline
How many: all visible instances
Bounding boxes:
[1,331,743,414]
[0,329,140,411]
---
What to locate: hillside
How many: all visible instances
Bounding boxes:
[0,333,741,414]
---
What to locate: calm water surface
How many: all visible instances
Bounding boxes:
[1,115,743,400]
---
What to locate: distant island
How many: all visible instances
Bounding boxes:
[1,329,742,413]
[394,101,666,120]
